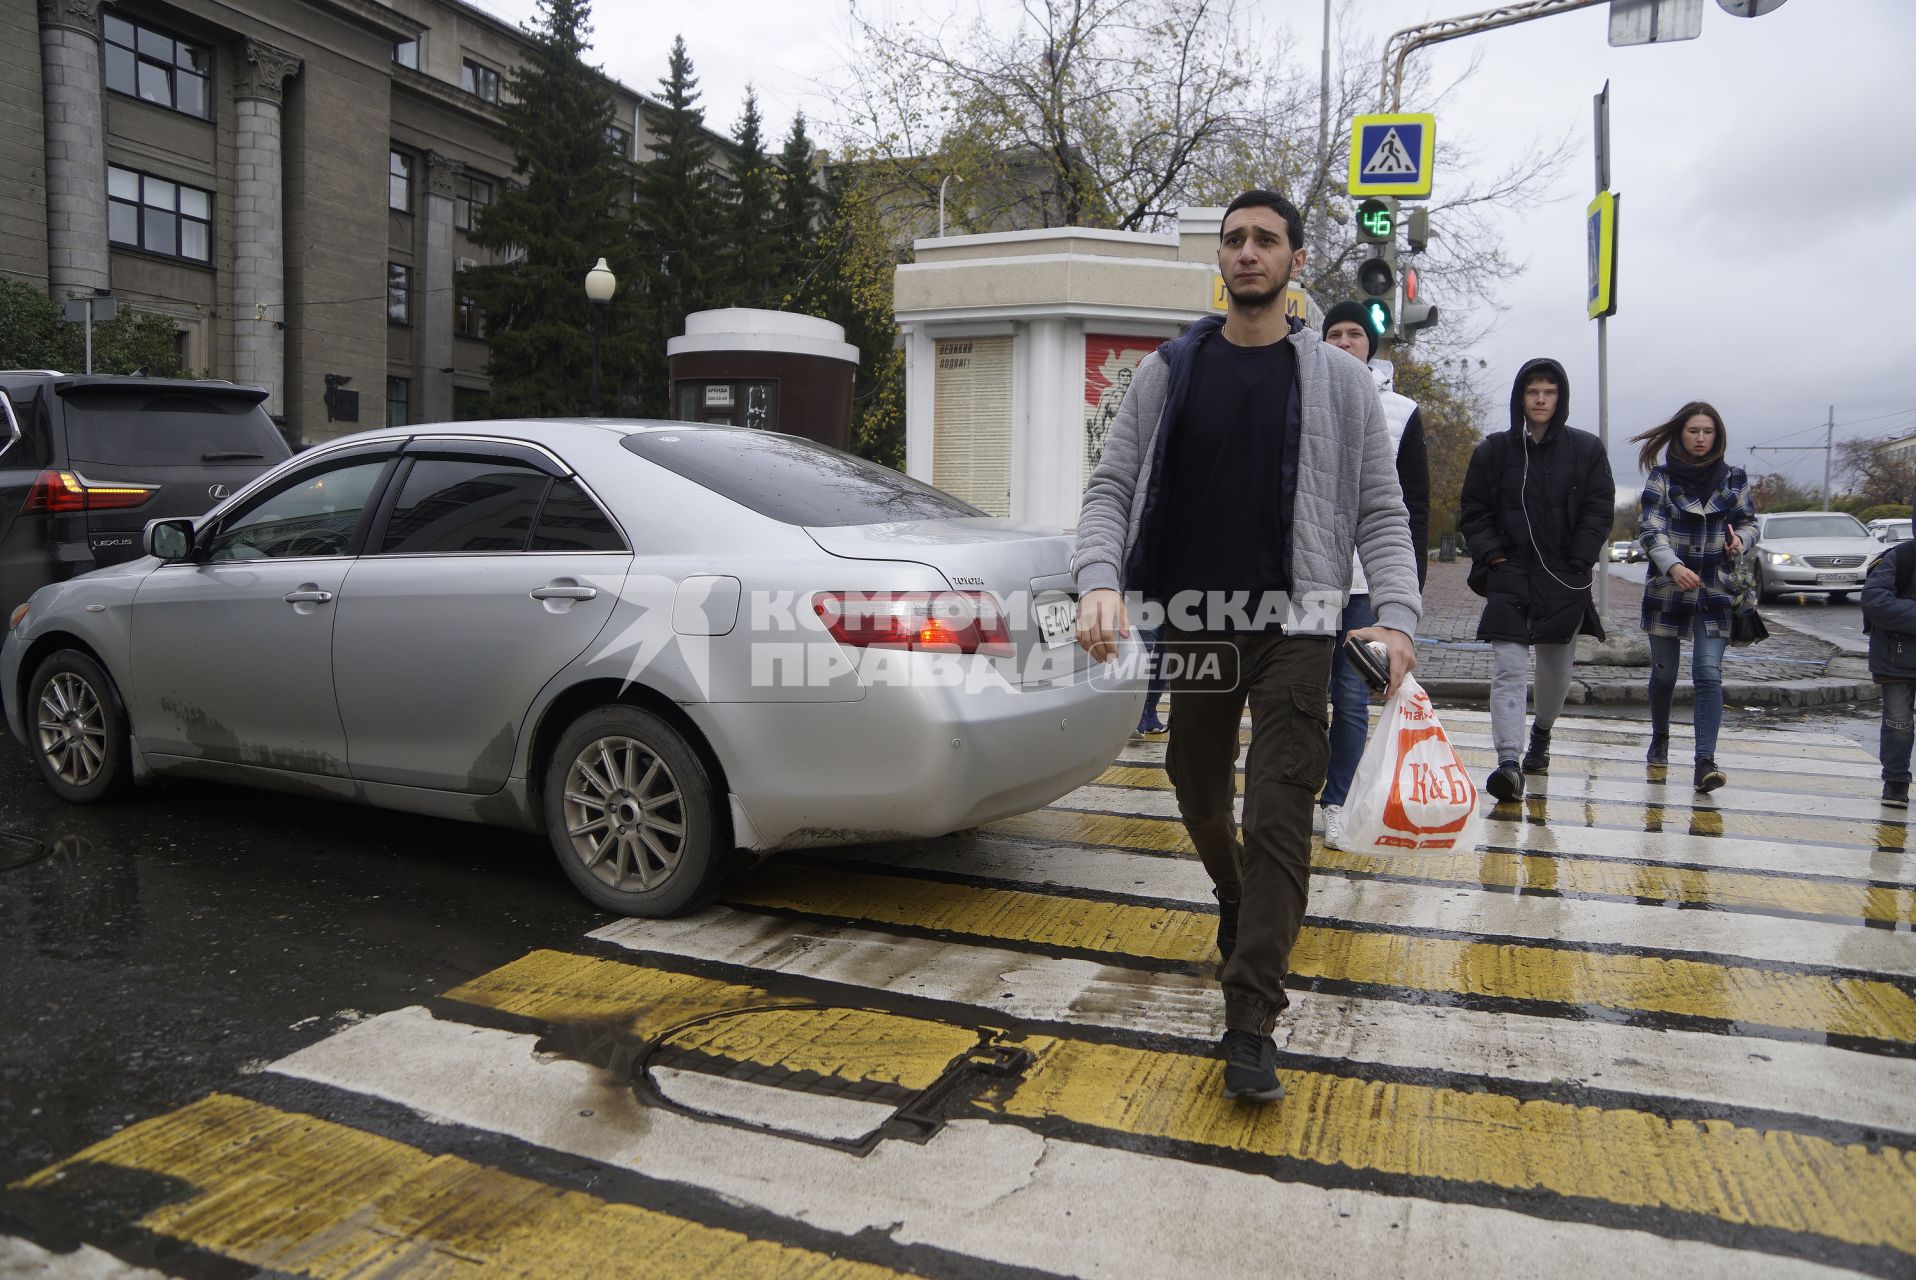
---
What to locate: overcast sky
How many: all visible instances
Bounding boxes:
[467,0,1914,496]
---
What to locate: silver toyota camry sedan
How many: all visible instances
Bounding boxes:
[2,420,1139,916]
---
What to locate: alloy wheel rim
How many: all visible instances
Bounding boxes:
[562,735,686,893]
[35,672,107,787]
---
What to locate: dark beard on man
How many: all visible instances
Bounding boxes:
[1226,279,1286,309]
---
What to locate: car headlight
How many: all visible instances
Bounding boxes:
[1765,551,1793,565]
[6,602,26,633]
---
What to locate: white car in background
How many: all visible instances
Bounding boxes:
[1752,511,1881,603]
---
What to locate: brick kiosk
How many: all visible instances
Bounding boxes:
[665,308,860,451]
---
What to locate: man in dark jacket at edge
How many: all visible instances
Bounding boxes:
[1459,358,1615,802]
[1071,189,1422,1104]
[1861,523,1916,808]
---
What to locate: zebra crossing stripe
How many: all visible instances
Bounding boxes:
[716,865,1916,1045]
[13,1093,918,1278]
[433,950,1916,1257]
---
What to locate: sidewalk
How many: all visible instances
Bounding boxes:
[1411,557,1877,709]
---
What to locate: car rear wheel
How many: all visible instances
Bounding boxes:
[27,650,133,803]
[543,706,729,917]
[1757,569,1777,605]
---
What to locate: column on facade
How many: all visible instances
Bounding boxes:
[420,151,461,424]
[230,39,301,418]
[39,0,108,298]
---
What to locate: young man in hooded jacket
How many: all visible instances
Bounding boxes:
[1459,358,1615,801]
[1072,189,1422,1103]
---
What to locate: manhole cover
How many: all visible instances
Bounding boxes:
[0,831,47,872]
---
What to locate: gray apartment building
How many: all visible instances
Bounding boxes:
[3,0,706,444]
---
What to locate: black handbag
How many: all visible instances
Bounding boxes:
[1730,608,1768,647]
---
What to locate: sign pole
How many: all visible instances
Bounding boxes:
[84,297,94,375]
[1593,82,1611,623]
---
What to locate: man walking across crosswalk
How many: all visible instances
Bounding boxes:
[1070,189,1422,1102]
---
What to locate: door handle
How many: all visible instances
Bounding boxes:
[284,589,334,604]
[531,585,597,601]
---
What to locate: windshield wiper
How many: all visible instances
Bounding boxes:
[202,451,265,461]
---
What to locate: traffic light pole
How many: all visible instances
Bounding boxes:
[1592,83,1611,623]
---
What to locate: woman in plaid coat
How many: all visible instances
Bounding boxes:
[1633,402,1758,793]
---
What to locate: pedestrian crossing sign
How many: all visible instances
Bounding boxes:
[1348,113,1436,198]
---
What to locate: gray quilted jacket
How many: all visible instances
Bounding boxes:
[1071,320,1422,638]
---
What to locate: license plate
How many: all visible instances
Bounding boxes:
[1036,596,1078,648]
[1815,573,1859,585]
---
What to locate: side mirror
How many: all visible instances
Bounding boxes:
[144,517,197,563]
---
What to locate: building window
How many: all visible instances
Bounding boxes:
[107,165,211,262]
[103,12,211,119]
[388,150,412,213]
[461,59,500,103]
[387,263,411,325]
[455,289,483,340]
[387,377,411,427]
[453,173,492,231]
[393,37,419,69]
[606,125,630,159]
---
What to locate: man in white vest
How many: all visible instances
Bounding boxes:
[1317,302,1430,849]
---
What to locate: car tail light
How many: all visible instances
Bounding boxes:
[21,470,158,514]
[813,591,1014,656]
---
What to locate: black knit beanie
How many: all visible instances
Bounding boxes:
[1322,300,1378,359]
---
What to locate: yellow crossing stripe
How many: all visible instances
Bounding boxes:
[1067,777,1915,926]
[991,1035,1916,1255]
[15,1093,915,1278]
[724,866,1916,1043]
[445,950,1916,1255]
[1030,787,1910,857]
[446,950,978,1092]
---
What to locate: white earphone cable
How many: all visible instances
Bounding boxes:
[1520,426,1594,593]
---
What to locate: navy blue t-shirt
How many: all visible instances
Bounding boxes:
[1149,333,1295,619]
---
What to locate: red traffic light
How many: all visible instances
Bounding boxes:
[1403,267,1419,304]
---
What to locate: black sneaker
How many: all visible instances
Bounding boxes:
[1646,735,1669,766]
[1695,758,1727,794]
[1485,761,1524,803]
[1521,726,1551,774]
[1215,891,1240,962]
[1220,1029,1284,1102]
[1885,781,1910,809]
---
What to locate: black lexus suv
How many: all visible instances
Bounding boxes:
[0,371,292,618]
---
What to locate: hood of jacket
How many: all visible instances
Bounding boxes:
[1508,356,1570,440]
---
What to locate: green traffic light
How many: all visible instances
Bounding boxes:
[1364,300,1391,335]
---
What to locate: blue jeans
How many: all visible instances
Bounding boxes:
[1139,625,1168,717]
[1883,683,1914,784]
[1647,614,1727,762]
[1319,594,1377,807]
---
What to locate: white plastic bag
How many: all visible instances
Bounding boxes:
[1337,674,1485,858]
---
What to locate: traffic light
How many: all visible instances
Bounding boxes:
[1405,207,1430,254]
[1399,265,1440,340]
[1354,196,1396,336]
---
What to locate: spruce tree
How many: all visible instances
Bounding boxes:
[774,113,820,304]
[723,89,779,309]
[631,36,723,415]
[459,0,638,416]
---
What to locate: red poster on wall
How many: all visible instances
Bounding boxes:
[1084,335,1159,483]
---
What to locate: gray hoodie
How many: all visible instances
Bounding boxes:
[1071,320,1422,638]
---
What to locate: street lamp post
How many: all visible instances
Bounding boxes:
[584,256,617,416]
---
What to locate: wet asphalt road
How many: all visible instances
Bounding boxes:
[0,734,605,1200]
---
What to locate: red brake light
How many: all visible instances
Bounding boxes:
[813,591,1014,656]
[22,470,157,514]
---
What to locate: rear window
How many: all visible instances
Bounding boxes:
[621,427,982,527]
[1762,514,1869,540]
[60,388,291,467]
